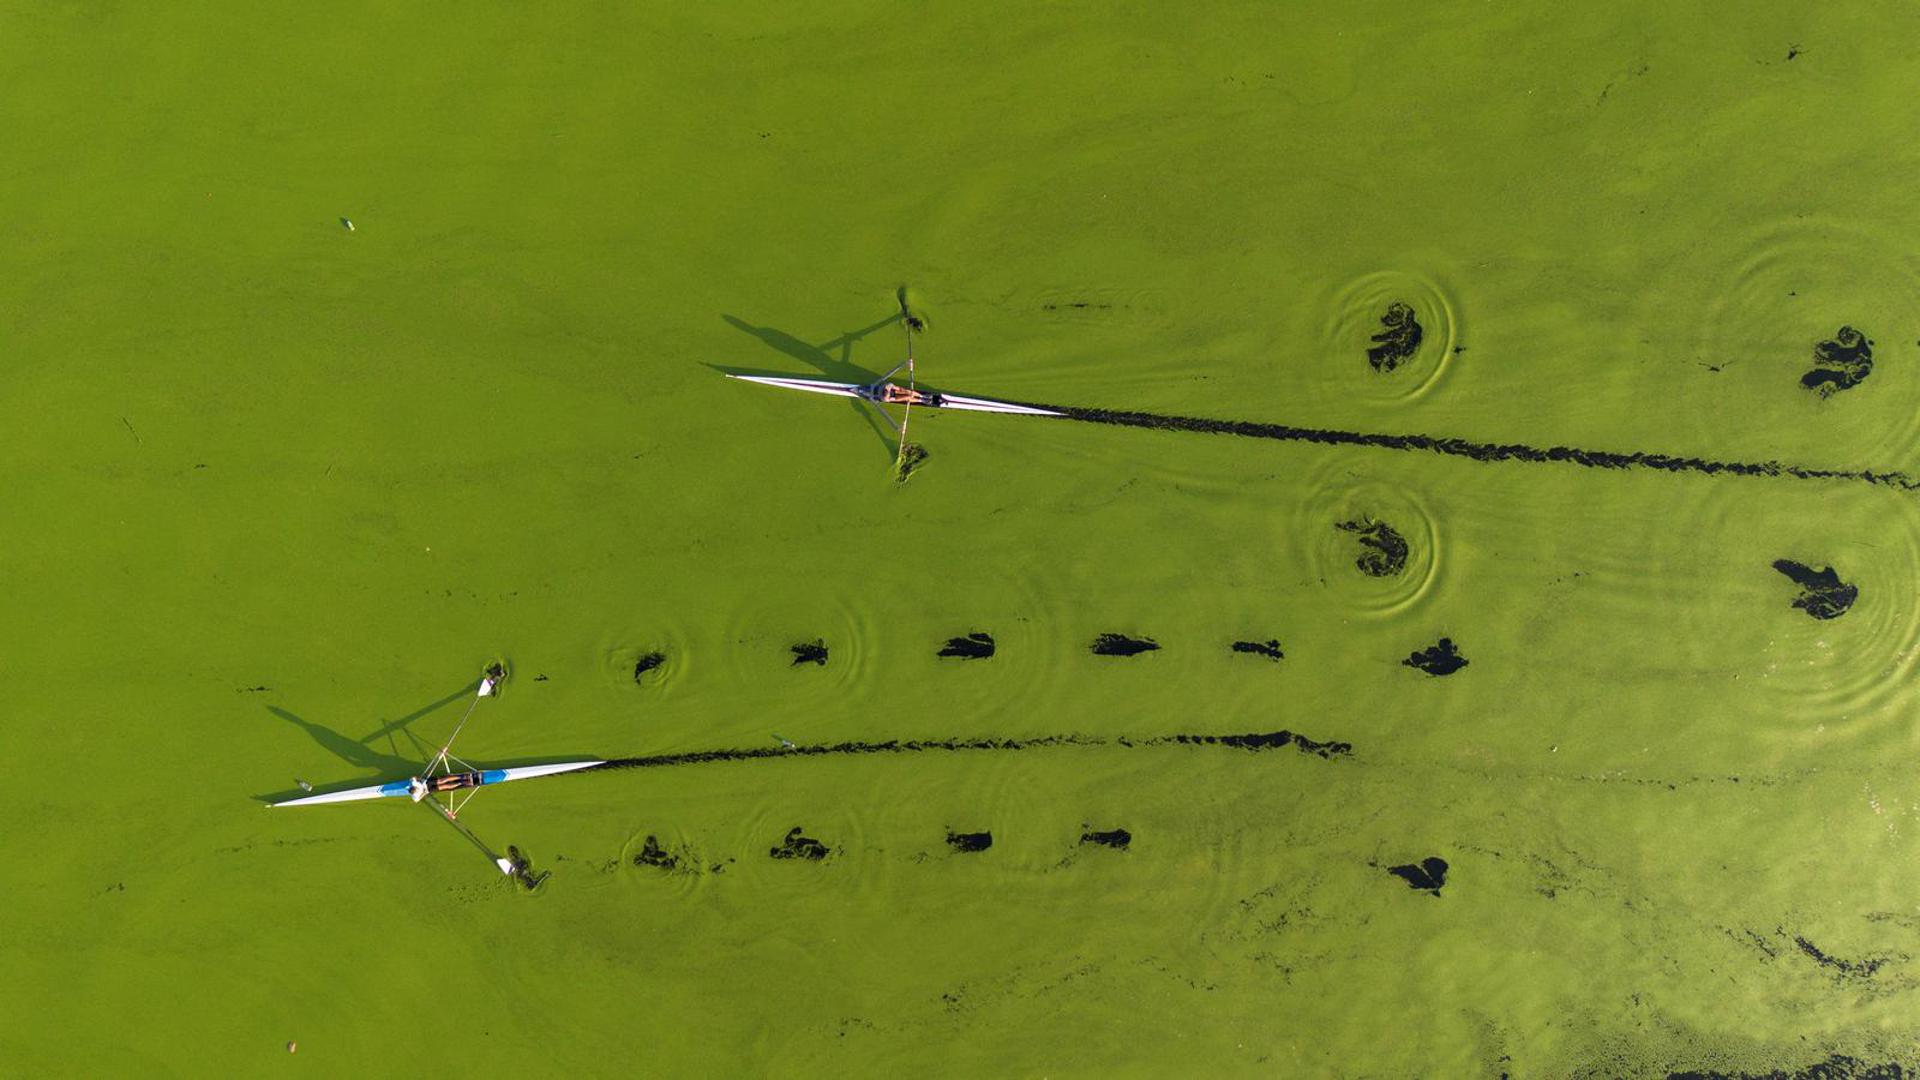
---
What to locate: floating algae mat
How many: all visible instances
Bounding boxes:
[7,4,1920,1076]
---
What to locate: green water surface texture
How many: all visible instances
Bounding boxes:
[5,3,1920,1076]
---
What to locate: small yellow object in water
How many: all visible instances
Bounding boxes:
[287,1041,297,1053]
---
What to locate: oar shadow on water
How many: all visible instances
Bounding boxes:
[354,681,480,752]
[253,706,416,804]
[720,313,897,383]
[267,706,417,775]
[252,683,479,803]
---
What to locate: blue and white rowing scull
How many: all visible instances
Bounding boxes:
[268,667,599,876]
[268,759,600,808]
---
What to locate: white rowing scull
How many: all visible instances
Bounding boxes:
[724,374,1062,418]
[729,295,1059,474]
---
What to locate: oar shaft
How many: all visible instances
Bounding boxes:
[432,681,488,769]
[895,316,917,462]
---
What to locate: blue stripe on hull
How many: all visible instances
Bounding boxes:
[479,769,509,785]
[378,780,413,797]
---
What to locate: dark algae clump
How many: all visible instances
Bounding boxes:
[1771,560,1857,620]
[790,639,829,666]
[1794,935,1887,979]
[946,830,992,853]
[1387,856,1448,895]
[1080,828,1131,850]
[632,835,678,871]
[1366,301,1424,372]
[1800,325,1874,396]
[504,845,550,891]
[1092,633,1159,657]
[938,632,995,660]
[769,827,830,860]
[1667,1053,1907,1079]
[1335,516,1409,576]
[894,441,929,483]
[632,652,666,682]
[1231,639,1284,661]
[1404,637,1467,676]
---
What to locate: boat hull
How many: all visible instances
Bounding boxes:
[269,760,600,808]
[932,392,1061,417]
[726,374,865,400]
[727,373,1061,417]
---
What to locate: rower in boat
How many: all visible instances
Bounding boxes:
[405,770,487,803]
[873,381,934,408]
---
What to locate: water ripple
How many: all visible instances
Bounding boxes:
[1751,491,1920,735]
[1294,456,1443,620]
[1671,214,1920,471]
[1317,268,1460,408]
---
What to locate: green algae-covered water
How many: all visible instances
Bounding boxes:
[6,4,1920,1075]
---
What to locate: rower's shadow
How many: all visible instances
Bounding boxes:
[719,313,904,459]
[253,682,479,804]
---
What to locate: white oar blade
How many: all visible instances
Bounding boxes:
[726,374,866,401]
[935,393,1062,417]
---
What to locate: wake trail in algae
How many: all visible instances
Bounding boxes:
[990,400,1920,491]
[577,728,1353,775]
